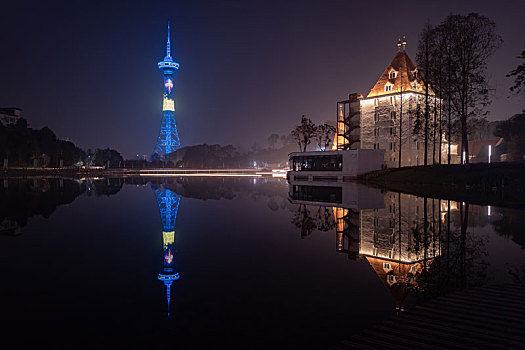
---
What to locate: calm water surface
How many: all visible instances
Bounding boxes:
[0,177,524,348]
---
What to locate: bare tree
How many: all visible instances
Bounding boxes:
[416,23,435,166]
[315,123,336,151]
[418,14,502,164]
[442,14,502,163]
[291,115,316,152]
[507,47,525,95]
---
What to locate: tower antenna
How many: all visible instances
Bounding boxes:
[166,20,171,59]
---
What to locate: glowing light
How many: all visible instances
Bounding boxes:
[488,145,492,164]
[141,173,263,177]
[163,97,175,111]
[165,78,173,93]
[163,231,175,246]
[165,249,173,264]
[488,205,491,216]
[462,151,466,164]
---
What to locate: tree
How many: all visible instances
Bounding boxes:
[440,14,502,163]
[267,134,279,149]
[416,23,435,165]
[494,112,525,161]
[291,115,316,152]
[93,148,124,168]
[420,14,502,164]
[507,47,525,95]
[467,117,489,140]
[315,123,336,151]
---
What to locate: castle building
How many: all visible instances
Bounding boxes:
[334,41,459,167]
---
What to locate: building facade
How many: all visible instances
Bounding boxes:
[335,42,459,167]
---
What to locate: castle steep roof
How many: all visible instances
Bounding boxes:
[367,49,434,98]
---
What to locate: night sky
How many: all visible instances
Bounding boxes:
[1,0,524,158]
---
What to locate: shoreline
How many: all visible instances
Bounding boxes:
[357,162,525,208]
[0,167,273,179]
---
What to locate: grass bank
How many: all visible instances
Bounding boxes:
[358,162,525,208]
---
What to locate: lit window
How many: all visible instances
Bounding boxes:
[389,71,397,79]
[385,84,392,92]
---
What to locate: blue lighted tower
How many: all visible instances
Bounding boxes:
[152,22,182,160]
[151,183,182,316]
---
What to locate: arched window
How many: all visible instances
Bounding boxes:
[389,71,397,79]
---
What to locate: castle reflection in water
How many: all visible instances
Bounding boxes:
[0,176,495,318]
[289,181,465,310]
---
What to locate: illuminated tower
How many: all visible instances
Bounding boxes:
[152,22,182,160]
[151,183,181,316]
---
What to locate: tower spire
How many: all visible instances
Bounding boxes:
[166,21,171,59]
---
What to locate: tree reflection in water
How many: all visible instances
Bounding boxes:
[0,177,123,235]
[291,204,336,239]
[288,184,492,310]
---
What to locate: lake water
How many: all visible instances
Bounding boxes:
[1,176,524,348]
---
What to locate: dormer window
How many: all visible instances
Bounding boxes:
[412,82,417,89]
[389,70,397,79]
[385,84,393,92]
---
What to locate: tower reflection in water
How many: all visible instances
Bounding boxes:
[151,183,181,317]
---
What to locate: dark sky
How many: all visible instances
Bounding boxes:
[1,0,524,158]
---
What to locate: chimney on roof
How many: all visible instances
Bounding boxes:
[402,36,407,51]
[397,38,402,52]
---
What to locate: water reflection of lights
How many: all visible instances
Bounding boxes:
[141,173,263,177]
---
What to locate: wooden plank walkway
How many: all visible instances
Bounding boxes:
[335,283,525,349]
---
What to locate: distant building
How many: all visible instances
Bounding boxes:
[333,41,460,167]
[0,107,22,126]
[468,138,502,163]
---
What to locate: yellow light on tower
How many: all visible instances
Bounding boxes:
[163,231,175,247]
